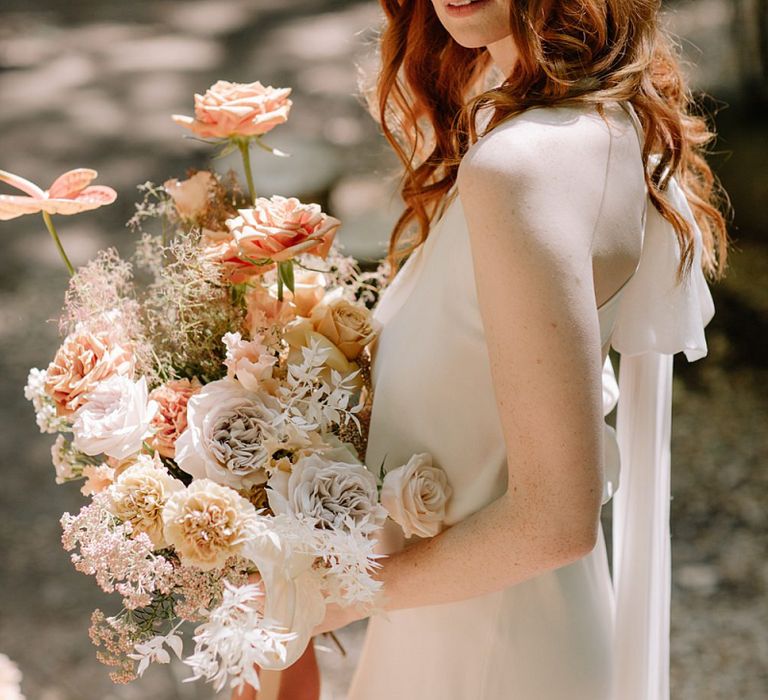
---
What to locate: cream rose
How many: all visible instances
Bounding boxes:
[310,294,378,360]
[267,452,385,532]
[283,318,363,391]
[162,479,258,570]
[71,375,158,460]
[163,170,216,219]
[44,325,134,417]
[174,377,286,489]
[172,80,292,139]
[106,457,184,548]
[380,453,452,538]
[225,195,340,265]
[147,377,203,458]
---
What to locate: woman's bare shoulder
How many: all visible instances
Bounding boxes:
[457,101,637,191]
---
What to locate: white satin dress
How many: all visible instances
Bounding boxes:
[346,101,714,700]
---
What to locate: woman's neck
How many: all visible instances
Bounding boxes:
[486,34,518,78]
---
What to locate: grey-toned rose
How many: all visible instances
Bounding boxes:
[267,452,385,531]
[380,453,452,538]
[174,377,285,489]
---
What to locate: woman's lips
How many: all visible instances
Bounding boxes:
[445,0,491,18]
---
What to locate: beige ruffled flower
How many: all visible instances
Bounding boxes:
[380,453,452,539]
[310,294,377,360]
[147,377,203,458]
[107,456,184,548]
[44,326,134,417]
[172,80,292,139]
[162,479,259,570]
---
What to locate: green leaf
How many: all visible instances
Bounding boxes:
[279,260,295,293]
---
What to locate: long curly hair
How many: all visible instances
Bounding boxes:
[374,0,729,282]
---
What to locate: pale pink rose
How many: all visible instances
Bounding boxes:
[380,453,452,539]
[222,331,277,393]
[71,375,158,460]
[225,195,340,265]
[163,171,216,219]
[269,269,327,318]
[0,167,116,220]
[245,283,297,335]
[44,326,135,417]
[172,80,292,139]
[80,463,116,496]
[147,377,203,458]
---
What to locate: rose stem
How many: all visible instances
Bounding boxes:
[276,271,284,302]
[41,211,75,276]
[237,139,257,204]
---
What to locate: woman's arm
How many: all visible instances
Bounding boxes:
[316,108,617,630]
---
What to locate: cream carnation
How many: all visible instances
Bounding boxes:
[174,378,286,489]
[147,377,203,458]
[44,325,134,417]
[107,456,184,548]
[172,80,292,139]
[162,479,259,570]
[71,375,158,460]
[380,453,452,538]
[267,452,385,532]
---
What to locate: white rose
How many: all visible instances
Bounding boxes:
[267,452,385,531]
[174,377,286,489]
[380,453,452,538]
[71,375,158,460]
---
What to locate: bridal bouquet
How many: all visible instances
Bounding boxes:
[9,80,452,693]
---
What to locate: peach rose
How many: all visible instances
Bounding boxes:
[172,80,292,139]
[163,171,216,219]
[268,269,326,317]
[310,295,377,360]
[44,327,135,417]
[225,195,340,265]
[147,377,203,459]
[200,228,273,284]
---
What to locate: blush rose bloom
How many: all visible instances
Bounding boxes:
[172,80,292,139]
[222,331,277,393]
[174,378,286,490]
[310,293,378,360]
[245,283,297,335]
[380,453,452,539]
[44,326,135,417]
[162,478,259,570]
[147,377,203,458]
[71,375,158,460]
[107,458,184,549]
[225,195,340,265]
[267,452,385,532]
[163,171,216,219]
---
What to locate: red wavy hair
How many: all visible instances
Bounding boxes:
[374,0,729,282]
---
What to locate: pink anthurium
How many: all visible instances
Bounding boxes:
[0,168,117,220]
[0,168,117,276]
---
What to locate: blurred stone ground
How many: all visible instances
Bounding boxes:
[0,1,765,698]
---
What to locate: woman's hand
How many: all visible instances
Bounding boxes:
[312,601,369,637]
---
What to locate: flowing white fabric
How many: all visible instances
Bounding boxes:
[609,168,715,700]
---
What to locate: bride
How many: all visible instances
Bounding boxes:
[237,0,727,698]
